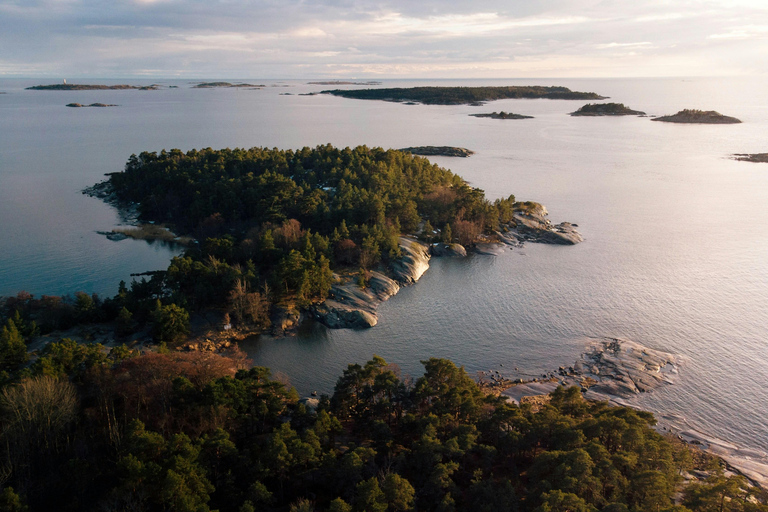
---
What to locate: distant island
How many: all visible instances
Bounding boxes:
[26,84,158,91]
[66,102,118,108]
[652,109,742,124]
[470,111,533,120]
[399,146,474,157]
[193,82,264,88]
[321,86,607,105]
[733,153,768,163]
[308,80,382,85]
[570,102,646,116]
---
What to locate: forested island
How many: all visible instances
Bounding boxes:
[321,86,606,105]
[470,112,534,120]
[733,153,768,163]
[194,82,264,88]
[652,110,742,124]
[66,102,118,108]
[26,84,158,91]
[570,103,646,116]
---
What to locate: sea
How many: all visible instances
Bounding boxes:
[1,77,767,464]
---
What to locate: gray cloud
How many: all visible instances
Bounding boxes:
[1,0,766,77]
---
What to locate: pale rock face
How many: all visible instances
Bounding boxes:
[311,237,430,329]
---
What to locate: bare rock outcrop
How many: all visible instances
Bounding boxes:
[312,238,430,329]
[499,203,584,245]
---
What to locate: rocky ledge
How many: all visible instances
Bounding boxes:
[399,146,474,157]
[311,237,430,328]
[500,337,682,405]
[652,109,742,124]
[733,153,768,163]
[498,202,584,245]
[66,103,118,108]
[570,102,645,116]
[469,111,533,120]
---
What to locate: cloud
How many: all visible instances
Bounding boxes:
[1,0,767,77]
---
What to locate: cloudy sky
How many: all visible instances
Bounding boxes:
[2,0,767,78]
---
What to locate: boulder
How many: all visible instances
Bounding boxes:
[431,243,467,257]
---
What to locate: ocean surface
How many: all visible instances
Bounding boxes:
[1,77,767,458]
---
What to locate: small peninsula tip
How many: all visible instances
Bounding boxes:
[652,109,741,124]
[570,102,646,116]
[470,111,533,120]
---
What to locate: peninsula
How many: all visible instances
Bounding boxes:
[570,102,646,116]
[26,83,158,90]
[470,111,534,120]
[652,109,742,124]
[84,144,579,336]
[322,85,606,105]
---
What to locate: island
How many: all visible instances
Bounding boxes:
[193,82,264,88]
[651,109,742,124]
[321,85,607,105]
[470,111,534,120]
[66,102,118,108]
[398,146,474,157]
[26,83,158,90]
[308,80,382,85]
[570,102,646,116]
[732,153,768,163]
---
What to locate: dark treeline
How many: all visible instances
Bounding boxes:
[0,351,763,512]
[322,86,605,105]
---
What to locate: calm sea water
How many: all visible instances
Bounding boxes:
[1,77,767,454]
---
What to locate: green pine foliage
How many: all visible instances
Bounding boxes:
[0,349,764,512]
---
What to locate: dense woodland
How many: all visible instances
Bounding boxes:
[0,339,764,512]
[321,86,605,105]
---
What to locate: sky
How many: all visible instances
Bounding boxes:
[1,0,767,78]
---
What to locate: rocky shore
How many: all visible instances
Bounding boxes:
[498,202,584,245]
[310,237,430,329]
[652,109,742,124]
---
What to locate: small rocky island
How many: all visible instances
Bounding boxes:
[27,83,158,90]
[733,153,768,163]
[193,82,264,88]
[322,85,606,105]
[66,103,118,108]
[470,111,533,120]
[652,109,742,124]
[399,146,474,157]
[570,102,646,116]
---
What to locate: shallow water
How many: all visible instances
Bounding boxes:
[1,76,767,456]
